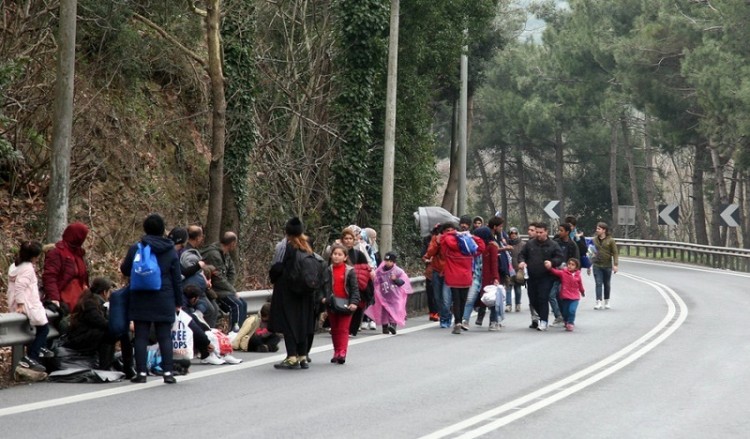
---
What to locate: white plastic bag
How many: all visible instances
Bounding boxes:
[481,285,506,307]
[172,310,194,360]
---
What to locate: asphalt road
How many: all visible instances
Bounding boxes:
[1,259,748,438]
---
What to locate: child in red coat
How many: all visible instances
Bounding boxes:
[545,258,585,331]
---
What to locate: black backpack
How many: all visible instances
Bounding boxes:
[288,249,325,295]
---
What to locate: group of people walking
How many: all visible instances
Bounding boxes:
[6,212,618,379]
[421,214,619,334]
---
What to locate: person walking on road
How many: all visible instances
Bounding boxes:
[322,244,360,364]
[518,222,563,331]
[440,223,485,335]
[591,222,618,309]
[546,258,585,331]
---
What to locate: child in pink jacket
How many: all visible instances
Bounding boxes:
[7,241,50,372]
[545,258,585,331]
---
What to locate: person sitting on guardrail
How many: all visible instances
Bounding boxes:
[200,232,246,332]
[8,240,52,373]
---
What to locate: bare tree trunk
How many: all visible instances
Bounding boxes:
[204,0,227,244]
[46,0,77,243]
[693,143,709,245]
[642,116,660,239]
[516,138,528,227]
[708,140,726,246]
[609,122,619,235]
[499,145,508,219]
[555,130,564,218]
[622,117,646,238]
[441,98,458,212]
[473,148,496,215]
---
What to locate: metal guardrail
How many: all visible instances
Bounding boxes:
[0,277,427,370]
[616,238,750,273]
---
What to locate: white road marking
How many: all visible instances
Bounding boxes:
[419,272,688,439]
[621,257,750,278]
[0,321,435,418]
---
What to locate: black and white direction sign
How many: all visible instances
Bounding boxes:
[658,204,679,226]
[720,204,740,228]
[543,200,561,220]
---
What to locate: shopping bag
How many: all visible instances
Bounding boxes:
[171,311,194,360]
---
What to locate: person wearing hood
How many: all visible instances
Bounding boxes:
[8,240,51,373]
[120,213,183,384]
[42,222,90,311]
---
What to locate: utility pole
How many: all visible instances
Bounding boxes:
[380,0,400,255]
[457,34,468,216]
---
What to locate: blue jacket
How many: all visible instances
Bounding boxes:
[120,235,183,323]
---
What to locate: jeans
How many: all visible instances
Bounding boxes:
[560,299,580,324]
[28,324,50,361]
[506,283,523,306]
[549,281,562,318]
[593,267,613,301]
[432,273,453,325]
[462,285,481,323]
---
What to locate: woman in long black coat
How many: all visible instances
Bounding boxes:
[269,217,317,370]
[120,213,183,383]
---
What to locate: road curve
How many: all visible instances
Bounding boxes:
[1,259,748,438]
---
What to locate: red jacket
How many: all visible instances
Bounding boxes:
[481,242,500,288]
[441,232,485,288]
[42,224,89,307]
[423,235,445,275]
[549,267,585,300]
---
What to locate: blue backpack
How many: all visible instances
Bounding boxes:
[130,242,162,291]
[457,233,478,256]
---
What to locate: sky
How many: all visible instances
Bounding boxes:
[516,0,569,42]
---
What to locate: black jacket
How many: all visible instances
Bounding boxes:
[518,238,563,279]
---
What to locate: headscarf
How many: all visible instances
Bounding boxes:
[61,222,89,256]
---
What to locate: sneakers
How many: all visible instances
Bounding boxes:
[274,358,300,369]
[604,300,611,309]
[529,320,539,329]
[429,312,440,322]
[594,300,603,310]
[131,372,147,383]
[19,356,46,373]
[388,324,397,335]
[537,321,548,331]
[38,347,55,358]
[451,325,462,335]
[201,353,226,365]
[163,372,177,384]
[222,354,242,364]
[515,304,521,312]
[360,322,368,330]
[565,323,575,332]
[552,316,564,326]
[460,320,469,331]
[368,321,377,330]
[489,322,500,332]
[505,305,512,313]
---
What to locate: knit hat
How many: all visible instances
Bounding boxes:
[285,217,304,237]
[168,227,188,245]
[459,215,472,227]
[509,227,519,234]
[384,252,397,262]
[473,226,493,244]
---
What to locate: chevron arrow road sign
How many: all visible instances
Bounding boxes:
[720,204,740,228]
[543,200,560,220]
[658,204,679,226]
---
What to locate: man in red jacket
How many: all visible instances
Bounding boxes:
[440,223,485,335]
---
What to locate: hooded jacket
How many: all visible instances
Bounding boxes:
[42,222,89,307]
[440,231,486,288]
[200,242,237,298]
[8,262,48,326]
[120,234,183,322]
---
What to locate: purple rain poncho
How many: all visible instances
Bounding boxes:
[365,262,414,327]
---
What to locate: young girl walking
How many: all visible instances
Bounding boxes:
[365,252,413,335]
[545,258,585,331]
[7,241,50,372]
[323,244,360,364]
